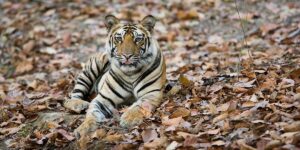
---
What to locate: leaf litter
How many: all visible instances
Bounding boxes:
[1,0,300,149]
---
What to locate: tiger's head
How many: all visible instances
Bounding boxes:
[104,15,158,74]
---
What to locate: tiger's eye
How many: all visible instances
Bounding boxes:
[140,49,144,54]
[115,36,122,42]
[135,37,143,43]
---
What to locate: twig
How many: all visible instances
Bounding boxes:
[234,0,253,60]
[234,0,260,86]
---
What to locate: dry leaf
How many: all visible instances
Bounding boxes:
[177,10,199,20]
[170,107,190,118]
[283,121,300,132]
[290,68,300,84]
[211,140,226,146]
[142,129,158,143]
[242,101,256,108]
[209,102,218,115]
[177,132,198,139]
[56,129,75,141]
[143,136,167,149]
[234,79,256,88]
[166,141,179,150]
[213,112,228,123]
[23,40,35,52]
[179,74,192,87]
[162,116,183,126]
[62,32,71,47]
[104,134,123,143]
[207,128,220,135]
[260,23,279,36]
[265,140,283,150]
[183,135,198,147]
[15,59,34,75]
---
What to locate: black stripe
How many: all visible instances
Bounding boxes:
[106,79,125,100]
[147,37,150,48]
[83,70,93,83]
[77,81,89,89]
[72,89,86,95]
[143,89,161,95]
[135,53,161,84]
[103,61,110,71]
[99,92,116,107]
[95,101,112,118]
[111,47,116,56]
[94,60,110,93]
[137,72,162,93]
[141,48,146,53]
[131,66,143,75]
[109,70,131,92]
[109,36,112,46]
[77,77,90,88]
[89,59,97,79]
[94,57,100,75]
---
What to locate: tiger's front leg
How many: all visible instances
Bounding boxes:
[120,71,166,127]
[120,90,163,128]
[74,95,117,139]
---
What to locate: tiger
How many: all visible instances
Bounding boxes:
[63,15,166,138]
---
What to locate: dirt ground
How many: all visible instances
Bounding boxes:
[1,0,300,149]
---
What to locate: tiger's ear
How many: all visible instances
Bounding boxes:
[105,15,120,31]
[141,15,156,32]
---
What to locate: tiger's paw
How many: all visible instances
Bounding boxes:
[74,117,98,139]
[120,106,144,128]
[64,99,90,113]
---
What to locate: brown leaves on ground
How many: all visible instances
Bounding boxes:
[1,0,300,149]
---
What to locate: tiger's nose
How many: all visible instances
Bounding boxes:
[122,54,133,60]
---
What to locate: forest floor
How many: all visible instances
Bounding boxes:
[1,0,300,149]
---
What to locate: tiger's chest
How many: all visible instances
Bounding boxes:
[96,69,137,106]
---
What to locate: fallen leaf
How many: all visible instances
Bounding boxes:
[265,140,283,150]
[283,121,300,132]
[143,136,167,149]
[170,107,190,118]
[166,141,179,150]
[23,40,35,52]
[289,68,300,84]
[242,101,256,108]
[183,135,198,147]
[234,79,256,88]
[104,134,123,143]
[211,140,226,146]
[15,59,34,75]
[162,116,183,126]
[177,132,198,139]
[179,74,192,87]
[260,23,279,36]
[208,102,218,115]
[177,10,200,20]
[213,112,228,123]
[142,129,158,143]
[62,32,71,47]
[207,128,220,135]
[40,47,57,54]
[57,129,75,141]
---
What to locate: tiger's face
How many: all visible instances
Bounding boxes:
[105,15,157,74]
